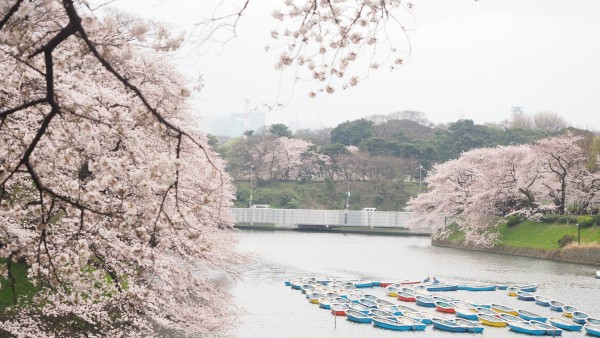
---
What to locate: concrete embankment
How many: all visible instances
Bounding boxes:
[432,238,600,266]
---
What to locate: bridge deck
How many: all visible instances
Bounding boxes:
[231,208,430,234]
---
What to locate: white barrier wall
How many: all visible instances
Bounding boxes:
[231,208,413,228]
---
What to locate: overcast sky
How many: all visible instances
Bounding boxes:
[112,0,600,133]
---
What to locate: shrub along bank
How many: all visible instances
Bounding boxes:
[433,219,600,265]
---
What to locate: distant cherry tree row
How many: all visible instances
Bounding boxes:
[407,135,600,248]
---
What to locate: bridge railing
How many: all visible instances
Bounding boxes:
[231,208,414,228]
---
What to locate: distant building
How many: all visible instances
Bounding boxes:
[201,111,266,137]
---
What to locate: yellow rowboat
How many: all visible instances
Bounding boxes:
[491,303,518,316]
[477,313,508,327]
[562,305,578,318]
[385,285,399,298]
[506,286,519,297]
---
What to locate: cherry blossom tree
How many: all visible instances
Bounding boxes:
[407,135,594,248]
[533,135,587,215]
[1,1,243,336]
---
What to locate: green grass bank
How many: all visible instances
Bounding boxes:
[434,220,600,266]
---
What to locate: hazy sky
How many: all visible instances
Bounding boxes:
[112,0,600,132]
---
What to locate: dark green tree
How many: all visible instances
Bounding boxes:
[330,118,374,146]
[269,123,293,138]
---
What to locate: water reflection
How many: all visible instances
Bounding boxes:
[232,230,599,338]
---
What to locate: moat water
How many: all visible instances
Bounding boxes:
[231,230,599,338]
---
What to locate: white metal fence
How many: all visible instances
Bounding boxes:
[231,208,413,228]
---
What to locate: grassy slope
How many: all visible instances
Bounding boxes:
[497,221,600,250]
[445,221,600,250]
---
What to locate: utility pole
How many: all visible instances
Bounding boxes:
[250,165,254,208]
[345,173,350,224]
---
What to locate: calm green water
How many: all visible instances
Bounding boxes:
[231,230,599,338]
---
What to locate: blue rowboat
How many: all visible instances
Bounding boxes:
[377,304,401,316]
[362,294,379,302]
[371,281,381,287]
[475,307,498,316]
[533,321,562,336]
[455,305,478,321]
[572,311,588,324]
[402,317,427,331]
[585,324,600,337]
[454,318,485,333]
[346,293,362,303]
[284,280,292,286]
[332,297,351,305]
[457,284,469,291]
[499,313,526,323]
[549,300,565,312]
[432,318,467,332]
[403,311,432,324]
[516,291,535,301]
[300,284,316,294]
[517,309,546,322]
[323,292,339,299]
[549,316,583,331]
[469,283,496,291]
[516,284,537,292]
[508,321,545,336]
[395,304,419,315]
[497,284,509,290]
[462,283,496,291]
[462,299,490,309]
[561,305,578,318]
[371,316,412,331]
[415,295,436,308]
[354,280,374,288]
[414,311,435,324]
[358,298,378,309]
[316,277,332,285]
[290,279,302,290]
[587,317,600,325]
[426,283,458,292]
[318,298,332,309]
[376,299,395,307]
[346,309,373,324]
[431,294,456,303]
[349,302,371,314]
[368,309,396,319]
[534,295,551,307]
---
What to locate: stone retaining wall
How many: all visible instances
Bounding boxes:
[432,239,600,266]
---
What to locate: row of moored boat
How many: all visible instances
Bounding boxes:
[285,277,600,335]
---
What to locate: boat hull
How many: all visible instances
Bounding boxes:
[371,317,411,331]
[549,317,583,331]
[432,319,467,333]
[478,314,508,327]
[346,310,372,324]
[585,324,600,337]
[508,322,545,336]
